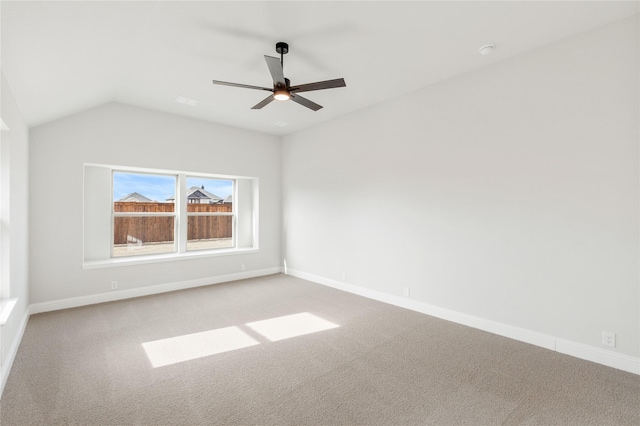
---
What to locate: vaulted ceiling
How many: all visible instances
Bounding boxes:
[2,1,638,135]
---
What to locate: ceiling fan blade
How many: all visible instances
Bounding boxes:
[290,93,323,111]
[264,55,286,86]
[290,78,346,93]
[212,80,272,92]
[251,95,275,110]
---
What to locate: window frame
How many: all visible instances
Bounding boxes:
[109,170,240,259]
[111,170,178,258]
[83,164,258,269]
[184,175,236,252]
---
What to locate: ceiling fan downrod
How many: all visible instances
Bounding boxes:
[275,41,288,69]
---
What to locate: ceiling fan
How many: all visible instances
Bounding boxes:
[212,42,346,111]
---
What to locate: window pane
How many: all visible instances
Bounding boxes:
[113,216,175,257]
[113,172,176,258]
[187,215,233,251]
[114,172,176,206]
[185,177,233,209]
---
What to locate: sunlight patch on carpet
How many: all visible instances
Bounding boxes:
[246,312,339,342]
[143,326,259,367]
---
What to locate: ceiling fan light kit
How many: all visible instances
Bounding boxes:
[212,42,346,111]
[274,89,290,101]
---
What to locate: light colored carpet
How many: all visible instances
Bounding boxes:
[1,273,639,425]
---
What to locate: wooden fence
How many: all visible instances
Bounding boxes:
[113,202,232,245]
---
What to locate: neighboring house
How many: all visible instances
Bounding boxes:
[117,192,153,202]
[223,195,232,204]
[167,186,224,204]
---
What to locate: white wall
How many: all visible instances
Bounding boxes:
[282,17,639,357]
[1,72,30,393]
[29,103,281,304]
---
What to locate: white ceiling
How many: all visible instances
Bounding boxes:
[2,1,638,136]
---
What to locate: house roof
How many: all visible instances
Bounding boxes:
[187,186,222,203]
[117,192,153,203]
[166,186,223,203]
[2,2,637,136]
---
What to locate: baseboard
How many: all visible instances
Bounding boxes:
[0,307,29,399]
[30,267,282,315]
[285,268,640,375]
[555,338,640,375]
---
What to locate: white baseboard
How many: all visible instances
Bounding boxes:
[30,267,282,315]
[1,307,29,399]
[555,338,640,375]
[285,268,640,375]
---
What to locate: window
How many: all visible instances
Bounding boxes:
[185,177,234,251]
[112,172,177,257]
[83,164,258,266]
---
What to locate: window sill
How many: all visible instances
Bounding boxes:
[0,298,18,326]
[83,247,259,270]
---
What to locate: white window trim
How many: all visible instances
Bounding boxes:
[111,170,179,258]
[184,175,237,253]
[83,164,258,269]
[0,298,18,326]
[83,247,259,270]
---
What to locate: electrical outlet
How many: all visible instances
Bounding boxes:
[240,264,246,272]
[111,281,118,290]
[602,332,615,347]
[403,287,410,297]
